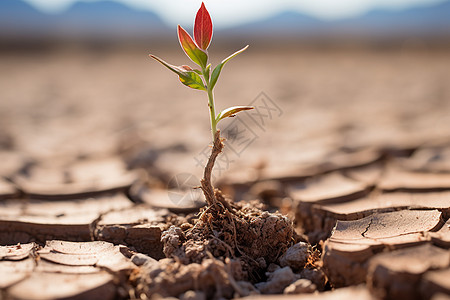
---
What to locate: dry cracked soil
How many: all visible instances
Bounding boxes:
[0,45,449,300]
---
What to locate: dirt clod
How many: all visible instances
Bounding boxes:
[131,253,156,266]
[300,268,327,291]
[179,290,206,300]
[284,278,317,294]
[279,242,310,271]
[136,257,237,299]
[255,266,297,294]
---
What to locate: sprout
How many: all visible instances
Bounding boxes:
[149,3,253,209]
[149,2,253,140]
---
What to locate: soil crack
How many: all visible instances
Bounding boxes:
[361,217,373,238]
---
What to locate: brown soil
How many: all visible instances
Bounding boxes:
[136,199,299,298]
[1,45,450,300]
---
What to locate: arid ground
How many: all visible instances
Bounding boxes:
[1,46,450,177]
[0,44,449,299]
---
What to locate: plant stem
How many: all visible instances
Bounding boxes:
[203,68,217,140]
[207,88,217,138]
[200,130,222,207]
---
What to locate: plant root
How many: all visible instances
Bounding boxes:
[200,130,223,207]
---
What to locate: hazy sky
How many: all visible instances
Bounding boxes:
[25,0,446,28]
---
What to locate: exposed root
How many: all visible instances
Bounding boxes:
[199,131,235,213]
[216,188,236,214]
[200,130,224,208]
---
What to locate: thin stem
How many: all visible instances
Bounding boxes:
[203,67,217,140]
[207,88,217,138]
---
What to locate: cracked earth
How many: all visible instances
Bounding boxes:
[0,46,450,299]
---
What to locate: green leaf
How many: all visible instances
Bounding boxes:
[179,71,206,90]
[149,54,184,75]
[216,105,254,123]
[178,25,208,68]
[149,54,206,91]
[210,45,248,90]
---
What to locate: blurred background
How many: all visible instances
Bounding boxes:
[2,0,450,44]
[1,0,450,185]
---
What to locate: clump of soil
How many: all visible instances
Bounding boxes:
[162,200,293,274]
[135,257,255,299]
[135,199,297,299]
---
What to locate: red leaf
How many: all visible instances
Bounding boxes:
[194,2,213,50]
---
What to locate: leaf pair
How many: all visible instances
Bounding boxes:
[212,46,253,124]
[149,2,212,90]
[148,2,254,132]
[149,2,248,92]
[150,44,248,91]
[178,2,211,69]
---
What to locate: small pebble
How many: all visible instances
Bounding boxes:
[131,253,156,266]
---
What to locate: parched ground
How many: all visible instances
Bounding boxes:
[0,45,449,299]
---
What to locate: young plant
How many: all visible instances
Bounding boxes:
[149,3,253,209]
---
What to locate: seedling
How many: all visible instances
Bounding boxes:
[149,3,253,208]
